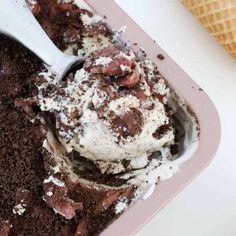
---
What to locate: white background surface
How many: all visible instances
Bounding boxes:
[115,1,236,236]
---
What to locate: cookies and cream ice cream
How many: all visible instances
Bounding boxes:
[0,0,199,235]
[32,0,199,225]
[37,46,175,174]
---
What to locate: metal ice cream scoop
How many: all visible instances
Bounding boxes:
[0,0,83,80]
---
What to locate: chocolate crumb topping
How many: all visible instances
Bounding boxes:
[157,53,165,60]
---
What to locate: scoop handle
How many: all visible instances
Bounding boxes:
[0,0,77,77]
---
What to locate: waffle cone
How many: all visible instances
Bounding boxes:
[182,0,236,59]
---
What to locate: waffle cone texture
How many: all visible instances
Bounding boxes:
[182,0,236,59]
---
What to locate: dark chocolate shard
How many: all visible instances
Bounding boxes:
[43,179,83,220]
[0,221,11,236]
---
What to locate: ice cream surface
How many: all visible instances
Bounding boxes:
[31,0,199,224]
[37,46,175,174]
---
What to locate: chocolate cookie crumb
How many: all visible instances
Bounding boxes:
[157,54,165,60]
[153,124,172,139]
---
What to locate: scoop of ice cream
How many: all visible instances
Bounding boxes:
[37,46,174,174]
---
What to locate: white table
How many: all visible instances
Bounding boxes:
[115,1,236,235]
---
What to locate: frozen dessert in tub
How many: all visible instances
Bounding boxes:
[0,0,199,235]
[35,1,199,232]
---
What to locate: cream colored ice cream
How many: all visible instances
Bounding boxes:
[37,46,175,174]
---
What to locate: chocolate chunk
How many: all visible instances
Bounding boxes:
[153,124,172,139]
[43,180,83,220]
[157,54,165,60]
[111,108,144,137]
[0,221,11,236]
